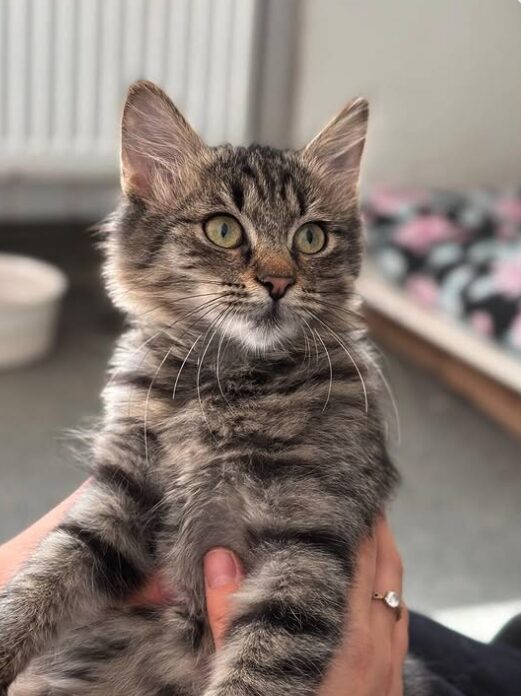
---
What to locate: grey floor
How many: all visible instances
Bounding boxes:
[1,226,520,620]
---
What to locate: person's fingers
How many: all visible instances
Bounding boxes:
[373,518,404,593]
[319,525,391,696]
[393,603,409,666]
[350,526,378,627]
[387,604,409,696]
[0,481,88,588]
[371,518,403,639]
[204,548,244,650]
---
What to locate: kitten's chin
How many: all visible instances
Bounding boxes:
[224,310,300,352]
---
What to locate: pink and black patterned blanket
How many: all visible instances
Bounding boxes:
[363,188,521,356]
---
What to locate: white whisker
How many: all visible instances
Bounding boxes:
[313,327,333,412]
[195,306,233,439]
[361,348,401,445]
[216,307,240,409]
[172,335,202,402]
[308,311,369,413]
[144,346,173,467]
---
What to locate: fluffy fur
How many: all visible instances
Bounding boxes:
[0,81,429,696]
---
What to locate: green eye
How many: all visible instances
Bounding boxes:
[204,215,243,249]
[294,223,326,254]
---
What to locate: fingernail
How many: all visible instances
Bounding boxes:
[205,549,239,589]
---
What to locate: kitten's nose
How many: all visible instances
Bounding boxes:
[257,274,294,300]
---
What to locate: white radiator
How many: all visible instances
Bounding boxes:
[0,0,260,179]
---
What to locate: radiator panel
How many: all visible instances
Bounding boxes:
[0,0,260,177]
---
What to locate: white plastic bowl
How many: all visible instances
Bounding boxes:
[0,253,68,369]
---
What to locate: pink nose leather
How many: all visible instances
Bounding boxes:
[257,275,294,300]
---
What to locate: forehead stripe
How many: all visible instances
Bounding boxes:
[230,179,245,211]
[294,183,308,217]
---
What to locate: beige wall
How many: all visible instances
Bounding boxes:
[291,0,521,188]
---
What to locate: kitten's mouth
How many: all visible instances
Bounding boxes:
[224,301,299,350]
[255,302,299,336]
[259,301,282,324]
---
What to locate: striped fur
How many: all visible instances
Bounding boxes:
[0,82,429,695]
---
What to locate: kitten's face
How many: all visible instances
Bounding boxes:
[107,81,368,351]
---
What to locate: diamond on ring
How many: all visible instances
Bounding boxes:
[384,591,400,609]
[372,590,402,619]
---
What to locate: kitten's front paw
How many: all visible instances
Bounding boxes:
[0,600,34,691]
[0,650,17,694]
[206,683,309,696]
[0,675,13,694]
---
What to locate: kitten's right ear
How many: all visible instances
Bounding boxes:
[120,80,206,203]
[301,98,369,199]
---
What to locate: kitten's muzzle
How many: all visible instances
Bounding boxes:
[256,274,294,301]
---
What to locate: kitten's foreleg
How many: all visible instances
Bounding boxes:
[0,429,160,690]
[204,537,353,696]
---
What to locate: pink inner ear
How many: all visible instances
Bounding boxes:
[121,145,155,199]
[120,81,205,202]
[302,99,368,192]
[126,171,148,197]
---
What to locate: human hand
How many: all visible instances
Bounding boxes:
[0,484,88,588]
[202,519,407,696]
[0,491,407,696]
[0,485,244,617]
[319,518,408,696]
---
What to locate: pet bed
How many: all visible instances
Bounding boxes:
[359,187,521,438]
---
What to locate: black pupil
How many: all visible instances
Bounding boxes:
[305,228,314,244]
[220,222,229,238]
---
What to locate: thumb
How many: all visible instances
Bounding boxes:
[204,548,243,649]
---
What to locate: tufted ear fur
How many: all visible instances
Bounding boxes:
[301,98,369,199]
[120,80,207,204]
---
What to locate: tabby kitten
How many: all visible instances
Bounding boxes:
[0,81,428,696]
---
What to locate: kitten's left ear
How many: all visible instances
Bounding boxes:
[301,98,369,196]
[120,80,207,204]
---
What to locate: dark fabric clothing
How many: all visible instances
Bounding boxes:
[494,613,521,653]
[409,612,521,696]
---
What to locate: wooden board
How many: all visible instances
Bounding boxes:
[358,264,521,395]
[365,306,521,442]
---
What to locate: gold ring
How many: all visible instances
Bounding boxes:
[372,591,402,620]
